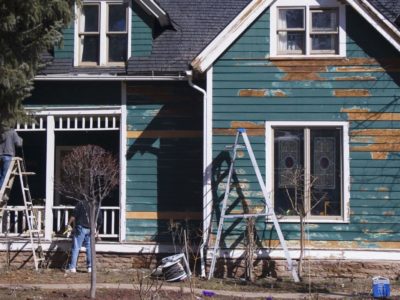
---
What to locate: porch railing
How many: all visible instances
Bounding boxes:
[0,206,44,236]
[0,206,120,239]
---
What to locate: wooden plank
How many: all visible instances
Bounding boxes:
[334,89,371,97]
[127,130,202,139]
[126,211,202,220]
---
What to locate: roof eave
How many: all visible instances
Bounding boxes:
[191,0,277,73]
[134,0,171,27]
[346,0,400,50]
[191,0,400,74]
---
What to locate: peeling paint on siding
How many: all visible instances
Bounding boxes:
[238,89,287,97]
[127,130,202,138]
[230,121,264,129]
[214,128,264,136]
[371,152,389,160]
[334,76,376,81]
[239,89,267,97]
[271,61,326,81]
[351,129,400,136]
[334,89,371,97]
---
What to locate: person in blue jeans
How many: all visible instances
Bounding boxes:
[65,201,102,273]
[0,125,23,190]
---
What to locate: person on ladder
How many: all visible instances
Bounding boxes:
[0,121,23,192]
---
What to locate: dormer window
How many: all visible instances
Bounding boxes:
[270,0,345,58]
[76,1,129,66]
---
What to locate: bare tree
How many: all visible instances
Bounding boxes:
[57,145,119,298]
[281,167,325,279]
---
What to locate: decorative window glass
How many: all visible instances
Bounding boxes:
[271,1,345,57]
[267,124,347,221]
[78,1,128,65]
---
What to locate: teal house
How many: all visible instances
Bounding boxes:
[2,0,400,277]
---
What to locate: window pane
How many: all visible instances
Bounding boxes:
[82,5,99,32]
[274,129,304,215]
[278,32,305,54]
[109,5,126,32]
[278,9,304,29]
[108,35,127,62]
[312,9,338,32]
[310,129,341,216]
[311,34,337,52]
[81,36,99,63]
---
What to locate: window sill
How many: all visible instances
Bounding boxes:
[267,217,349,223]
[269,55,346,61]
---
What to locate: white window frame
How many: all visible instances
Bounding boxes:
[265,121,350,223]
[74,0,131,66]
[270,0,346,58]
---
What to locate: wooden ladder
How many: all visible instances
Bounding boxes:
[0,157,44,270]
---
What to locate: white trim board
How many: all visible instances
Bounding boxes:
[346,0,400,52]
[191,0,400,73]
[191,0,277,73]
[1,241,400,261]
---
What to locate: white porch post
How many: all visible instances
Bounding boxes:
[44,115,55,240]
[120,82,127,241]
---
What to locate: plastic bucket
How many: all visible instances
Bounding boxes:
[372,276,390,298]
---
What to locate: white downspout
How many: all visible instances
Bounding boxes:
[186,70,211,278]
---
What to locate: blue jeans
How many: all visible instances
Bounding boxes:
[0,155,12,188]
[68,225,91,270]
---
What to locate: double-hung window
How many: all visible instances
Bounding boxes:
[266,122,350,222]
[77,1,129,66]
[270,0,345,57]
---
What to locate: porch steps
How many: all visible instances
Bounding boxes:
[0,157,44,270]
[207,128,299,283]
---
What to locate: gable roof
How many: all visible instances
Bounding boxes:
[39,0,400,77]
[126,0,251,75]
[191,0,400,73]
[39,0,250,77]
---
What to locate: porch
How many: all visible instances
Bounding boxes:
[2,107,125,242]
[0,206,120,239]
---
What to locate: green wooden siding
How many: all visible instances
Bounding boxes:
[131,4,153,57]
[212,6,400,248]
[54,24,74,59]
[125,82,203,242]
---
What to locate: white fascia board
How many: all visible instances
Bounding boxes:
[359,0,400,39]
[346,0,400,52]
[34,75,187,81]
[191,0,277,73]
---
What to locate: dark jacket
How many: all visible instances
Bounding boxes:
[72,201,103,230]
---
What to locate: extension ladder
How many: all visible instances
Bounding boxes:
[208,128,299,282]
[0,157,44,270]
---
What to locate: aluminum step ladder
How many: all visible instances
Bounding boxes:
[208,128,299,282]
[0,157,44,270]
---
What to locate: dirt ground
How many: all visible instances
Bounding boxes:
[0,268,397,299]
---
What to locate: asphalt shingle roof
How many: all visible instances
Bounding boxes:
[368,0,400,28]
[39,0,398,76]
[126,0,251,75]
